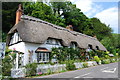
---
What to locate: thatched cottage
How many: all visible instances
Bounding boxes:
[6,4,106,66]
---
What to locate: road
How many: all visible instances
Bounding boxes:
[38,62,118,78]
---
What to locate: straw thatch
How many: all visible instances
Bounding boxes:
[7,15,107,51]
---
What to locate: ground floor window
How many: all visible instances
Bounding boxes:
[37,53,49,63]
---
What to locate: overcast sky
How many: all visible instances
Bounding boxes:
[70,0,118,33]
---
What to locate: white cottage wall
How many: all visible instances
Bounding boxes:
[9,42,27,65]
[24,40,62,64]
[9,39,62,65]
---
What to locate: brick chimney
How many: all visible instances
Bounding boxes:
[66,25,73,31]
[15,4,23,25]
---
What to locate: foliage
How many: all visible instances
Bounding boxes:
[23,2,66,27]
[94,56,100,63]
[101,34,120,55]
[51,47,86,62]
[65,60,76,70]
[25,63,37,76]
[2,53,16,76]
[105,55,109,59]
[5,47,13,55]
[90,18,112,40]
[109,58,116,63]
[2,2,22,42]
[82,62,88,68]
[101,59,110,64]
[47,68,52,74]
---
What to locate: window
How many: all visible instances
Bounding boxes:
[55,40,59,45]
[70,42,77,48]
[46,39,52,44]
[88,44,93,49]
[46,38,60,45]
[96,46,99,50]
[38,53,49,63]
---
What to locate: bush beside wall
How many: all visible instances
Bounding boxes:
[25,63,37,76]
[66,60,76,70]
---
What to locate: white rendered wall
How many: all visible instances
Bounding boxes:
[24,40,62,65]
[9,42,27,65]
[9,39,62,65]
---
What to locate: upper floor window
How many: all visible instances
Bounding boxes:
[46,38,60,45]
[96,46,99,50]
[46,39,52,44]
[88,44,93,49]
[55,40,59,45]
[70,42,77,48]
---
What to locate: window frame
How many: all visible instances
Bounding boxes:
[37,52,49,63]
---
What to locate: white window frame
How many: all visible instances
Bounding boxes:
[38,53,49,63]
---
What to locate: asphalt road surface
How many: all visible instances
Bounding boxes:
[38,62,118,78]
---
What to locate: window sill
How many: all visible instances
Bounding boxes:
[38,61,49,63]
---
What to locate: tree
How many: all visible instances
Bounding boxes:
[90,18,112,40]
[23,2,66,27]
[2,2,22,42]
[101,33,120,55]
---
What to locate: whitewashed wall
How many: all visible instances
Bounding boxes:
[9,39,62,65]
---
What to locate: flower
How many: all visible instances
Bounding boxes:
[37,72,42,75]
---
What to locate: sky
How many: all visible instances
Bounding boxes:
[70,0,118,33]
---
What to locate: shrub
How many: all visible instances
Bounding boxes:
[105,55,109,59]
[25,63,37,76]
[110,58,116,63]
[116,53,118,56]
[94,56,100,64]
[2,53,16,76]
[101,59,110,64]
[47,68,52,74]
[2,61,12,76]
[51,47,85,62]
[66,60,76,70]
[83,62,88,68]
[5,47,12,55]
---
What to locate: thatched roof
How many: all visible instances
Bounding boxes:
[7,15,107,51]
